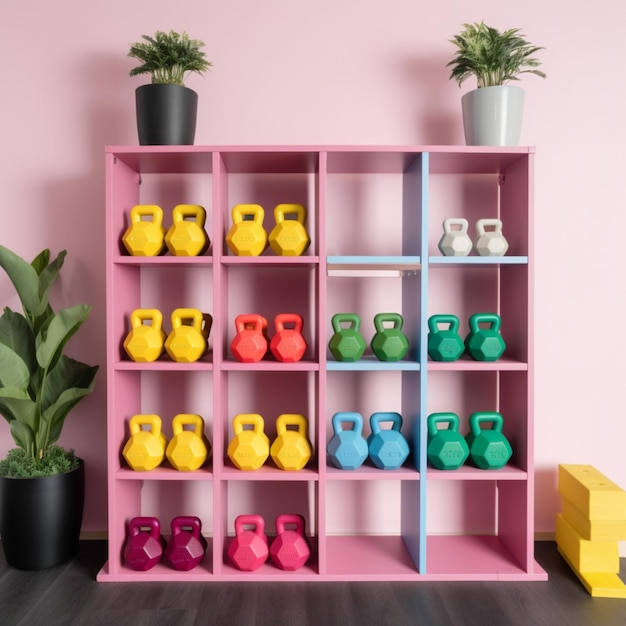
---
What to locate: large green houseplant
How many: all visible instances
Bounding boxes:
[447,22,546,145]
[128,30,212,145]
[0,245,98,569]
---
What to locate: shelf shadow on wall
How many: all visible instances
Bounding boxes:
[398,55,462,145]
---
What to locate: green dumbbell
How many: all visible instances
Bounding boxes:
[370,313,409,362]
[427,314,464,362]
[465,412,512,470]
[328,313,367,362]
[464,313,506,361]
[426,413,469,470]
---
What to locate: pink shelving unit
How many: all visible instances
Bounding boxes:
[97,145,546,582]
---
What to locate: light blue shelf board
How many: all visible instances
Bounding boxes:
[326,360,421,372]
[428,256,528,265]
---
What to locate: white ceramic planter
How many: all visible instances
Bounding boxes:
[461,85,525,146]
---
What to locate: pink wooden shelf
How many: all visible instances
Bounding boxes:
[100,145,542,583]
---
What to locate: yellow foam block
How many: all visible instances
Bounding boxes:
[562,498,626,542]
[558,547,626,598]
[558,465,626,521]
[555,513,619,573]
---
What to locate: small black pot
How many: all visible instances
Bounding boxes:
[0,459,84,570]
[135,84,198,145]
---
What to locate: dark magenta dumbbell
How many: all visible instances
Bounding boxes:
[165,516,207,571]
[123,516,165,571]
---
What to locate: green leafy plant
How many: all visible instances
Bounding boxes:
[128,30,212,86]
[0,245,98,477]
[447,22,546,88]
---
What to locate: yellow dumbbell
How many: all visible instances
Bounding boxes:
[165,204,210,256]
[122,205,166,256]
[226,204,268,256]
[164,308,212,363]
[227,414,270,470]
[269,204,310,256]
[122,414,167,471]
[270,414,312,471]
[123,309,165,363]
[166,414,210,471]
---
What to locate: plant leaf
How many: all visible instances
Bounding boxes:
[40,356,98,448]
[36,304,92,371]
[9,420,36,454]
[0,388,38,431]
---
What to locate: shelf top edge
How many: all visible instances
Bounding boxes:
[105,144,535,154]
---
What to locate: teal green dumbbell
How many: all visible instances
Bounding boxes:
[426,413,469,470]
[427,314,464,362]
[370,313,409,362]
[465,412,512,470]
[328,313,367,362]
[464,313,506,361]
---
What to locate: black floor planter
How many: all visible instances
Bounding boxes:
[0,459,84,570]
[135,84,198,145]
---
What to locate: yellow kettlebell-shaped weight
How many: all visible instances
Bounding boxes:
[269,204,311,256]
[123,414,167,471]
[122,205,166,256]
[123,309,166,362]
[165,204,210,257]
[166,414,210,471]
[270,414,312,471]
[164,308,212,363]
[227,414,270,471]
[225,204,268,256]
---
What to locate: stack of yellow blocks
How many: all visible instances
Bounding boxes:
[556,464,626,597]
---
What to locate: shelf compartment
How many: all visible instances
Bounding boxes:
[222,370,319,473]
[217,479,319,576]
[324,478,421,577]
[324,535,419,580]
[425,534,545,580]
[325,157,424,258]
[223,264,318,363]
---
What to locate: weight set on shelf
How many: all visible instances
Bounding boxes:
[122,414,211,471]
[123,308,212,363]
[226,203,311,257]
[228,413,312,471]
[328,312,410,362]
[124,516,207,571]
[327,411,410,471]
[426,411,513,470]
[228,513,311,572]
[427,312,506,362]
[438,217,509,257]
[230,313,307,363]
[122,204,210,257]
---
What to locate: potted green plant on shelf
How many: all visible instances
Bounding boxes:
[0,245,98,570]
[128,29,212,145]
[447,21,546,146]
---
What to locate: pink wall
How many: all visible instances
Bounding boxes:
[1,0,625,538]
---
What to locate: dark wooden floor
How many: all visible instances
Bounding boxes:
[1,541,625,625]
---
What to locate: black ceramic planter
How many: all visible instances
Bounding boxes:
[0,459,84,570]
[135,84,198,145]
